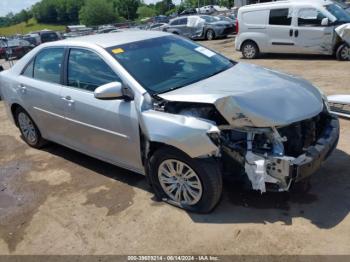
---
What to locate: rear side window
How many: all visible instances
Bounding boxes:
[269,8,292,25]
[22,60,34,78]
[33,48,64,84]
[178,18,188,25]
[298,8,327,27]
[67,48,121,92]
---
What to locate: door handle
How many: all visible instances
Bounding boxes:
[62,96,75,106]
[295,30,299,38]
[289,29,293,37]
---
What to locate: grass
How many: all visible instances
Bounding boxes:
[0,18,65,36]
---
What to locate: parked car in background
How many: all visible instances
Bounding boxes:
[149,23,168,31]
[0,31,339,213]
[235,0,350,60]
[0,38,7,59]
[215,15,237,32]
[22,34,41,46]
[179,8,197,16]
[98,26,117,34]
[4,39,34,60]
[166,15,234,40]
[154,15,169,23]
[38,30,61,43]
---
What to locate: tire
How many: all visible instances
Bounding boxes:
[148,147,222,213]
[15,107,47,148]
[336,43,350,61]
[206,29,215,41]
[241,41,260,59]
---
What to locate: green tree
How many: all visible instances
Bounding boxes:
[18,10,30,24]
[137,6,156,19]
[79,0,118,26]
[113,0,141,20]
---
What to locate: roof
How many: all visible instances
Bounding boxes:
[240,0,334,10]
[53,30,170,48]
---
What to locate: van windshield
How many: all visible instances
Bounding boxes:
[325,4,350,23]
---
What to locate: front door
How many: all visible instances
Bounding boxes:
[60,48,142,172]
[293,7,334,55]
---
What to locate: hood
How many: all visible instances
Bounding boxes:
[335,23,350,45]
[158,63,323,128]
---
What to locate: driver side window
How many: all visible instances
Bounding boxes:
[298,8,327,27]
[67,48,121,92]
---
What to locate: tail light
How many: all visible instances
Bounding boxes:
[236,19,239,34]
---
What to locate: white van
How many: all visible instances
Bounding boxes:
[235,0,350,60]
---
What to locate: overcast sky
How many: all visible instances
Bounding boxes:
[0,0,182,16]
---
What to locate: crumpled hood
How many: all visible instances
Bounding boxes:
[335,23,350,45]
[158,63,324,128]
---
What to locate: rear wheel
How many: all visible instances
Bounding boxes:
[15,107,47,148]
[241,41,259,59]
[336,43,350,61]
[206,29,215,41]
[148,147,222,213]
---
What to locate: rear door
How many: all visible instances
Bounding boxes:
[266,7,297,53]
[17,47,67,142]
[60,48,142,171]
[293,7,334,55]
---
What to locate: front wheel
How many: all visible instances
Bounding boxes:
[148,147,222,213]
[241,41,259,59]
[336,43,350,61]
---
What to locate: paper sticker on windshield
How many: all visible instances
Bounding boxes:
[112,48,124,54]
[195,46,216,57]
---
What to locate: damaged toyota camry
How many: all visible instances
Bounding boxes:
[0,31,340,213]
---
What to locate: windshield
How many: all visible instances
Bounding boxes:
[108,36,234,95]
[325,4,350,23]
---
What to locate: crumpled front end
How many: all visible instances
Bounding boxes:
[219,109,339,192]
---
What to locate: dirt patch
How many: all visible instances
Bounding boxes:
[0,134,141,252]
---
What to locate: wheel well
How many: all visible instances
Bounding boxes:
[240,39,259,52]
[334,40,346,55]
[11,103,23,126]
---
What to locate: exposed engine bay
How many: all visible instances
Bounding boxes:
[152,98,339,193]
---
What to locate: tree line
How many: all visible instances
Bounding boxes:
[0,0,235,28]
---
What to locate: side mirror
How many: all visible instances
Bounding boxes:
[94,82,133,100]
[321,18,329,26]
[0,65,4,72]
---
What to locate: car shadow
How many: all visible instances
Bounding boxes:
[43,143,350,229]
[190,149,350,229]
[42,142,151,193]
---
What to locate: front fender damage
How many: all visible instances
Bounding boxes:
[140,110,220,159]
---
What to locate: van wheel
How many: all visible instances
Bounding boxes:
[15,107,47,148]
[148,147,222,213]
[242,41,259,59]
[206,29,215,41]
[336,43,350,61]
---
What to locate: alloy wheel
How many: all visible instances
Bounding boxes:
[158,159,203,205]
[18,112,38,144]
[340,45,350,61]
[243,44,257,59]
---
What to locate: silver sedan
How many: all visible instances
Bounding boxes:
[0,31,339,213]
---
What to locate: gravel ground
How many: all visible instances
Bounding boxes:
[0,39,350,255]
